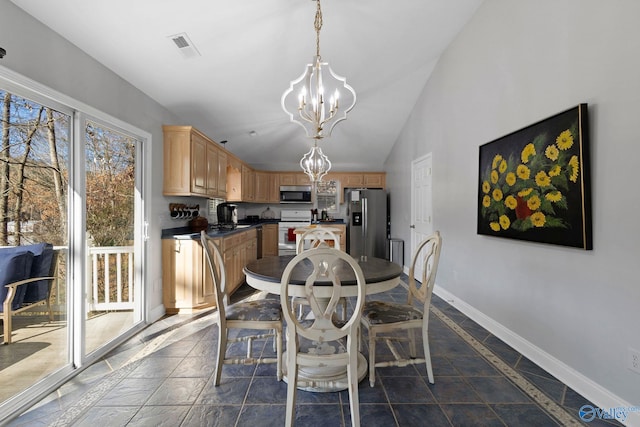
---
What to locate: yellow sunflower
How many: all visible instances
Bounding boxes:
[482,181,490,193]
[556,130,574,150]
[516,164,530,180]
[545,144,559,161]
[549,165,561,177]
[490,222,500,232]
[527,195,541,210]
[499,215,511,230]
[491,170,499,184]
[569,155,579,182]
[505,172,516,186]
[545,191,563,202]
[499,159,508,174]
[521,143,536,164]
[535,171,551,187]
[492,154,503,170]
[518,188,533,197]
[483,195,491,207]
[492,188,503,202]
[505,195,517,209]
[530,212,546,227]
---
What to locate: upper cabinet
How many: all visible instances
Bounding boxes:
[163,125,385,201]
[327,172,385,189]
[163,126,227,198]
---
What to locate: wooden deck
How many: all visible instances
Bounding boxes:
[0,310,133,403]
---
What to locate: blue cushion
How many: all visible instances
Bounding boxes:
[22,243,54,303]
[0,250,35,312]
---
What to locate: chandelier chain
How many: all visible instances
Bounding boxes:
[314,0,323,57]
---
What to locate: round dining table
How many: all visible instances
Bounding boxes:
[243,254,403,392]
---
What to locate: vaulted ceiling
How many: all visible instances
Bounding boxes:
[11,0,483,171]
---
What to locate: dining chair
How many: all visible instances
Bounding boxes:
[293,227,347,320]
[280,247,366,427]
[200,231,283,385]
[360,231,442,386]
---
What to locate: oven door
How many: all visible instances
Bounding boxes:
[278,222,305,255]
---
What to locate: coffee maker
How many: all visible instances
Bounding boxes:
[217,203,238,229]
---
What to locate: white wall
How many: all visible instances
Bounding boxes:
[0,0,177,320]
[386,0,640,411]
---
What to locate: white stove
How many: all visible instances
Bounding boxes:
[278,209,312,255]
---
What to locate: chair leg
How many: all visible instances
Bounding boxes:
[368,328,376,387]
[46,297,54,322]
[422,326,434,384]
[276,327,283,381]
[347,341,361,427]
[213,325,227,386]
[3,311,11,345]
[408,328,417,358]
[285,344,298,427]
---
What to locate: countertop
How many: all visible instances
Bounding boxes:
[161,218,345,240]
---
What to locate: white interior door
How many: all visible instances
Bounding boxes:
[411,153,433,278]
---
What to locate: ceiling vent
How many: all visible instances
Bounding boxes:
[168,33,201,59]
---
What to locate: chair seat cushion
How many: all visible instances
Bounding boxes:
[226,299,282,322]
[362,300,423,325]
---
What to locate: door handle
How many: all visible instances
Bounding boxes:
[410,225,415,229]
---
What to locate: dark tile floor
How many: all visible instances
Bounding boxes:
[7,278,623,426]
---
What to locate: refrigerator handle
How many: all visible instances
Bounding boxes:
[362,197,368,261]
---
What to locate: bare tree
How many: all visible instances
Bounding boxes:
[12,106,44,244]
[46,107,66,238]
[1,92,10,244]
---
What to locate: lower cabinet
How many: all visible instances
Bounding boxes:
[162,228,257,313]
[262,223,279,257]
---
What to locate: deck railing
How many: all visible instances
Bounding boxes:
[86,245,135,312]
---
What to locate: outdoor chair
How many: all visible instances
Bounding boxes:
[1,243,59,345]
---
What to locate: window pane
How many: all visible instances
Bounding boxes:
[84,120,138,354]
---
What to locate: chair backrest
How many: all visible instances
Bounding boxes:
[280,247,365,343]
[0,243,57,309]
[296,227,341,254]
[407,232,442,310]
[201,231,228,319]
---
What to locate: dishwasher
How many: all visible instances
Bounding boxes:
[256,225,263,259]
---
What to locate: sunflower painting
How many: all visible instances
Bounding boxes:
[477,104,592,249]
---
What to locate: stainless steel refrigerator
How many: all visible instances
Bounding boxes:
[346,189,388,260]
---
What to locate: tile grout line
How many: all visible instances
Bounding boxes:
[429,305,582,426]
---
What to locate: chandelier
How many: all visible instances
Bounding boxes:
[300,141,331,185]
[281,0,356,140]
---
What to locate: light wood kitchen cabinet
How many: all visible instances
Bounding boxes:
[327,172,386,189]
[262,223,279,257]
[255,171,280,203]
[162,238,215,313]
[217,150,228,198]
[163,125,227,197]
[162,228,258,313]
[363,172,385,188]
[242,165,255,202]
[222,228,257,294]
[227,161,256,202]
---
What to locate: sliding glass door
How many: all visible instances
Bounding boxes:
[0,79,147,420]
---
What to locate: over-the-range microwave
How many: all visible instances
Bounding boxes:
[279,185,312,204]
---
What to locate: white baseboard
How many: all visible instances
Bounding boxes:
[432,284,638,427]
[148,304,166,324]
